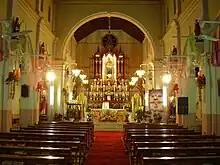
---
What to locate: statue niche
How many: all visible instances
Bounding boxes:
[102,53,117,81]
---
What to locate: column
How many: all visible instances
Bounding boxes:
[202,41,212,135]
[20,72,35,127]
[54,66,63,115]
[1,59,12,132]
[183,78,197,128]
[47,84,54,121]
[32,87,39,125]
[200,0,212,135]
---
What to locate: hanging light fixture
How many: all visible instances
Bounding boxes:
[131,76,139,82]
[46,70,56,82]
[82,79,89,84]
[72,69,81,77]
[79,74,87,80]
[136,69,145,77]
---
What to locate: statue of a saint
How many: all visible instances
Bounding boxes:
[12,17,23,39]
[172,45,177,55]
[106,57,113,75]
[40,42,46,55]
[194,19,201,37]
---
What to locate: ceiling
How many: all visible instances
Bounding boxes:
[74,17,145,43]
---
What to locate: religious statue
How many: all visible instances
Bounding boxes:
[76,92,88,121]
[40,42,46,55]
[12,17,23,33]
[102,53,116,81]
[106,57,113,76]
[194,19,203,42]
[131,93,142,121]
[172,45,177,55]
[12,17,23,39]
[194,19,201,37]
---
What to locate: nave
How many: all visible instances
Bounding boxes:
[0,121,220,164]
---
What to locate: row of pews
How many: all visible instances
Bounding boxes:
[0,121,94,165]
[124,123,220,165]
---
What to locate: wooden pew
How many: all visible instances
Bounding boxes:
[142,155,220,165]
[10,129,90,147]
[134,140,220,148]
[135,146,220,164]
[18,127,93,146]
[0,139,84,164]
[131,134,220,141]
[0,154,68,165]
[33,122,94,143]
[124,124,220,165]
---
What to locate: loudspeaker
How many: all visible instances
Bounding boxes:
[178,97,188,115]
[21,84,29,98]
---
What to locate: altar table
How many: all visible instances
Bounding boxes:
[91,109,126,123]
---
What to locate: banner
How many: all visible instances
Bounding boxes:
[211,41,220,67]
[149,89,163,111]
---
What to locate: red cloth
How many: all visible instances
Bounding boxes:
[86,132,129,165]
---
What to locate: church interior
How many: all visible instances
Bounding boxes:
[0,0,220,164]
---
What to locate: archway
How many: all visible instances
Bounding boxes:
[62,12,156,61]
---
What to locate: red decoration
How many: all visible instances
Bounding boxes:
[197,74,206,89]
[36,81,47,91]
[173,83,179,94]
[14,68,20,80]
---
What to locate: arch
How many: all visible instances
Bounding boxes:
[62,12,156,61]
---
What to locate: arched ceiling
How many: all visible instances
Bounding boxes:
[74,17,145,43]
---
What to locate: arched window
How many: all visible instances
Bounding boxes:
[40,0,44,12]
[48,6,52,23]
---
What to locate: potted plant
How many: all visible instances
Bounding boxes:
[123,103,132,122]
[153,112,162,123]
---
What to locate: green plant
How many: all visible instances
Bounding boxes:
[153,112,162,123]
[54,113,63,121]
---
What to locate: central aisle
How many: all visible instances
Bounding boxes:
[86,132,130,165]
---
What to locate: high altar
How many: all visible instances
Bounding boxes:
[88,35,130,123]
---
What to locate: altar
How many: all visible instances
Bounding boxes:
[91,109,126,123]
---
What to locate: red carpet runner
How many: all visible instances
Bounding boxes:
[86,132,130,165]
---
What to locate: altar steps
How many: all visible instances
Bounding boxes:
[94,122,124,131]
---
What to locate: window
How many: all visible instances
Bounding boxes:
[48,6,52,22]
[40,0,44,12]
[173,0,176,15]
[167,8,169,25]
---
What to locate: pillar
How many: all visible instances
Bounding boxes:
[47,83,55,121]
[182,78,197,129]
[1,59,12,132]
[20,73,34,127]
[32,84,39,125]
[200,0,212,134]
[54,65,63,115]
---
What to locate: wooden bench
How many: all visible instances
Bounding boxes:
[0,136,85,164]
[131,134,220,141]
[18,127,93,146]
[142,155,220,165]
[124,123,220,165]
[0,154,68,165]
[10,129,91,148]
[33,122,94,143]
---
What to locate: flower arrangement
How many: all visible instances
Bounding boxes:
[100,110,118,122]
[197,74,206,89]
[124,103,132,112]
[153,112,162,123]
